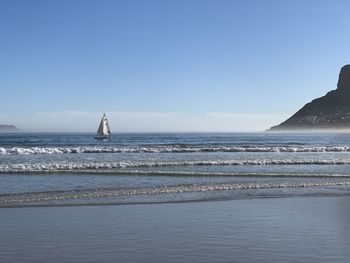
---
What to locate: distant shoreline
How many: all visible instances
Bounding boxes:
[267,127,350,133]
[0,125,19,133]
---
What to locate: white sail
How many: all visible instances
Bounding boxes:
[103,115,110,135]
[96,113,111,138]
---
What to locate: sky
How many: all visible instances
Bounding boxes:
[0,0,350,132]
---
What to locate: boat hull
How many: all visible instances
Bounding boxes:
[95,135,111,140]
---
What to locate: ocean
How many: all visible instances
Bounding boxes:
[1,132,350,207]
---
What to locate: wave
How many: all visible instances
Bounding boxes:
[2,145,350,155]
[1,159,350,172]
[1,181,350,207]
[87,171,350,178]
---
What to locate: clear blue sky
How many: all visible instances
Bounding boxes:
[1,0,350,131]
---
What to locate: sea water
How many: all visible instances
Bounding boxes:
[1,132,350,207]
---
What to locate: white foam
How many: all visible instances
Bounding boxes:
[1,158,350,172]
[1,181,350,205]
[1,145,350,155]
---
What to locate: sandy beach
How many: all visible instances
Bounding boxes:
[1,195,350,263]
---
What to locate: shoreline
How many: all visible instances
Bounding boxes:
[2,190,350,209]
[2,182,350,209]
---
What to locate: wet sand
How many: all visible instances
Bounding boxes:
[1,196,350,262]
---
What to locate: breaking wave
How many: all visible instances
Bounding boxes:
[1,159,350,172]
[2,145,350,155]
[1,181,350,207]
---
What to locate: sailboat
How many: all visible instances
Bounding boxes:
[95,113,111,139]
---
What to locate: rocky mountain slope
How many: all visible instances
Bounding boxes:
[270,65,350,130]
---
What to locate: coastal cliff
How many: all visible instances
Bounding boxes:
[270,65,350,130]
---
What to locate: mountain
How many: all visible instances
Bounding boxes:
[270,65,350,130]
[0,125,20,132]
